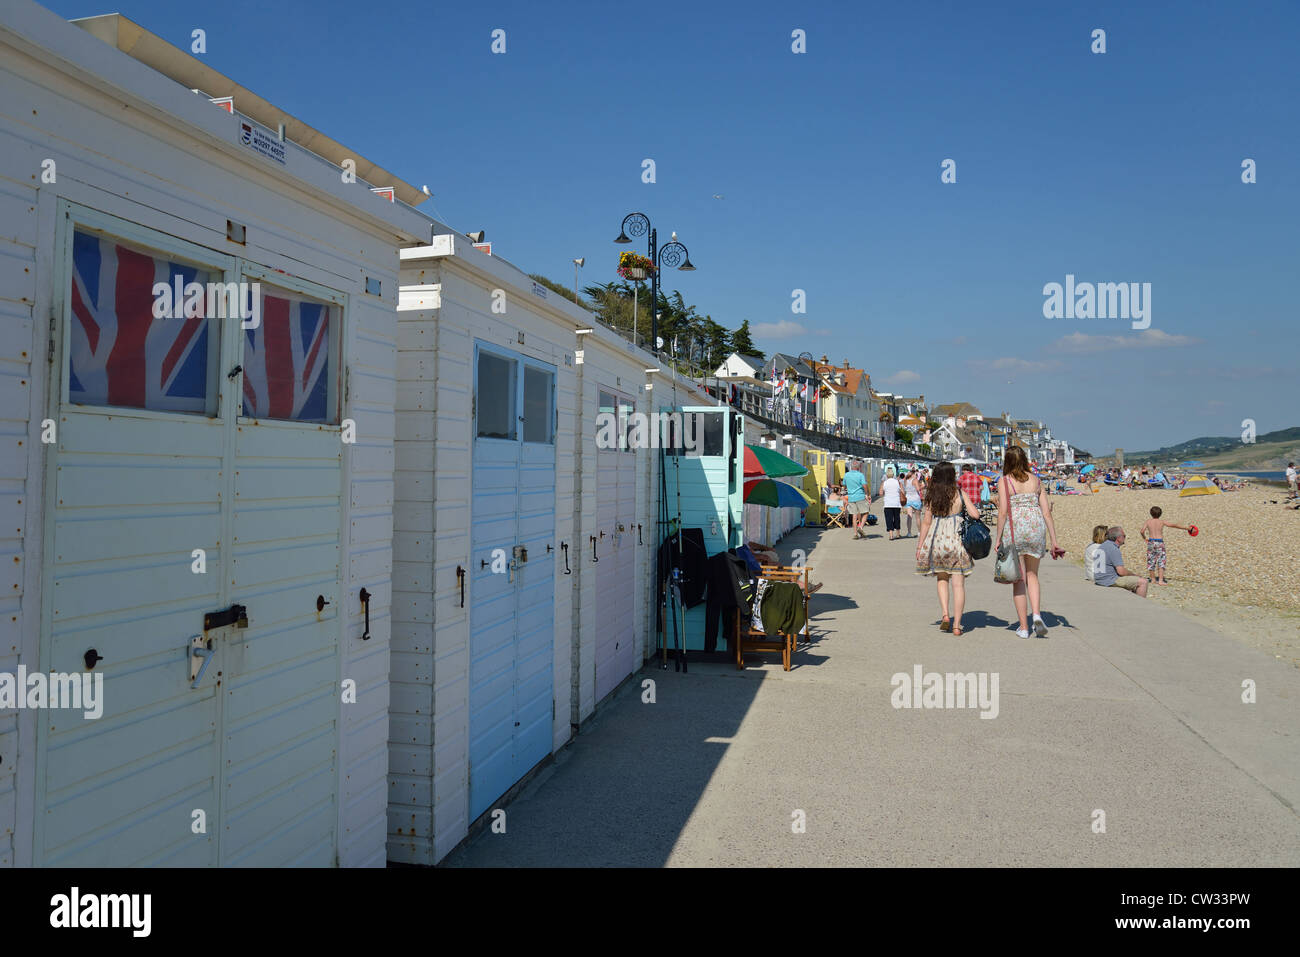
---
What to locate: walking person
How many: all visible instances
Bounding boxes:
[879,465,903,540]
[994,447,1064,638]
[957,463,983,507]
[915,462,981,636]
[901,468,924,537]
[843,459,871,539]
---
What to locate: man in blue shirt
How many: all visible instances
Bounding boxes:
[843,460,871,539]
[1093,526,1149,597]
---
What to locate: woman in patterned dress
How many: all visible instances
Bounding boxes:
[994,447,1064,638]
[915,462,981,636]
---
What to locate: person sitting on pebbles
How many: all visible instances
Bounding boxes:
[1092,526,1148,597]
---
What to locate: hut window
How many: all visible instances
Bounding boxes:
[619,399,635,452]
[476,350,517,440]
[67,228,220,415]
[241,282,339,423]
[523,365,554,444]
[666,411,725,457]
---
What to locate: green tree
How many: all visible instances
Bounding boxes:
[895,426,914,443]
[731,320,761,361]
[701,316,730,371]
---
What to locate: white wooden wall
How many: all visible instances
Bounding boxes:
[0,146,38,872]
[0,2,424,866]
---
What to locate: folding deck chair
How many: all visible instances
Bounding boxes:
[823,489,847,529]
[735,576,808,671]
[758,562,817,649]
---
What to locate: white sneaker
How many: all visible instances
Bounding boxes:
[1016,628,1030,639]
[1033,616,1048,638]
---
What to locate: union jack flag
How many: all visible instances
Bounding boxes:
[241,288,332,422]
[69,230,212,413]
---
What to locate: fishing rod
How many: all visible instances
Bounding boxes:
[670,343,686,672]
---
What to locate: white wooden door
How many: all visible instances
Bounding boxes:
[37,203,344,866]
[594,388,636,702]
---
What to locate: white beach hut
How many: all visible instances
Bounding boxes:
[0,3,431,866]
[389,239,737,863]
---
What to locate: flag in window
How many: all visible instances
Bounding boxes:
[242,288,333,422]
[69,230,212,413]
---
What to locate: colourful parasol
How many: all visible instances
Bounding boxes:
[743,444,808,478]
[743,478,815,508]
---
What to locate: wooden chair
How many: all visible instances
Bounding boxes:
[735,607,796,671]
[824,501,847,529]
[760,563,817,647]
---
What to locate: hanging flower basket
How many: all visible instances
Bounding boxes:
[617,251,655,281]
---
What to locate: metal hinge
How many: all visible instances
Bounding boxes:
[48,315,55,364]
[472,395,476,419]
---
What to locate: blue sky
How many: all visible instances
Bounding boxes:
[46,0,1299,452]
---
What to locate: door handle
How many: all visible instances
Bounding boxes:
[190,636,215,689]
[359,588,372,640]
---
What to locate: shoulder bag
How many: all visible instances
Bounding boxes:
[959,491,992,560]
[993,477,1022,584]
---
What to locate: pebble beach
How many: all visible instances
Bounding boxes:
[1046,482,1300,666]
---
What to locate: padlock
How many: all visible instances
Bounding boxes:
[236,609,249,629]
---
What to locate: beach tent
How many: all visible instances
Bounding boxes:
[1179,475,1221,497]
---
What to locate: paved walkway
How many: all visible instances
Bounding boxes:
[443,523,1300,866]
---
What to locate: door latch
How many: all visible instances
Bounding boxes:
[204,603,248,631]
[190,636,215,689]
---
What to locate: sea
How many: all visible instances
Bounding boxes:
[1216,469,1287,485]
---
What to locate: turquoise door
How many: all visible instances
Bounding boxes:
[662,406,742,652]
[468,343,556,820]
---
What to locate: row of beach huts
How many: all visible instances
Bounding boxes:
[0,1,893,867]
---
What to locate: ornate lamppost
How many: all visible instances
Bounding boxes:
[614,212,695,356]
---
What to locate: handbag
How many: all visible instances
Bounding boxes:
[960,491,991,560]
[993,478,1022,584]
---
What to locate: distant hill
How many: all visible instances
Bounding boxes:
[1104,427,1300,469]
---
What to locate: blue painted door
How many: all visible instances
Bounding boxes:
[468,343,555,820]
[37,206,343,866]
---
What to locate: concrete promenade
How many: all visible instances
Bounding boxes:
[443,523,1300,866]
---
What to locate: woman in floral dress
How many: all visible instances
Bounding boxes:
[915,462,981,636]
[994,447,1063,638]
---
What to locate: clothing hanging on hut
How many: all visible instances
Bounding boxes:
[704,550,754,653]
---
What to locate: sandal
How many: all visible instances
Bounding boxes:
[939,617,952,632]
[952,624,963,637]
